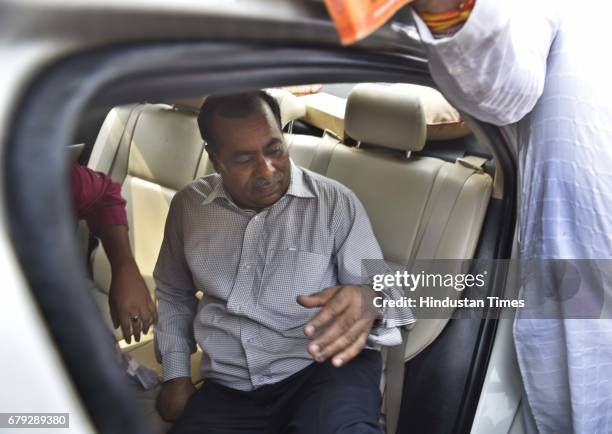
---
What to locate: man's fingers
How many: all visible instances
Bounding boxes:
[120,316,132,344]
[131,315,142,342]
[331,331,369,368]
[297,286,341,308]
[309,318,371,362]
[303,293,349,337]
[141,313,152,335]
[308,315,357,359]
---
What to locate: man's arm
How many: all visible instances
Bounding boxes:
[153,195,198,421]
[99,225,157,343]
[412,0,560,126]
[70,162,156,343]
[298,191,414,367]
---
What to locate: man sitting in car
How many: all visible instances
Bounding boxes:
[153,91,413,434]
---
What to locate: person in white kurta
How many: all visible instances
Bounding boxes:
[412,0,612,432]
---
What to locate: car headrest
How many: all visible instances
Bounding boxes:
[391,84,470,141]
[170,89,305,130]
[345,83,427,152]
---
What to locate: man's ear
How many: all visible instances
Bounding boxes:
[205,146,221,174]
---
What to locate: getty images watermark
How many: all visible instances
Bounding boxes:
[361,259,612,320]
[371,269,524,309]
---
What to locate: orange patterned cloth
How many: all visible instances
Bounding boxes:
[417,0,475,33]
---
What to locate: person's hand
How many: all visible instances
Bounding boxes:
[412,0,464,13]
[108,259,157,344]
[156,377,197,422]
[297,285,380,368]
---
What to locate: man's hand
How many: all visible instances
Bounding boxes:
[297,285,380,368]
[156,377,197,422]
[108,259,157,344]
[412,0,464,13]
[98,225,157,344]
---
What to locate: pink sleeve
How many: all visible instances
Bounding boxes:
[70,162,128,236]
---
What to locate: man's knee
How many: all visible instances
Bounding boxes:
[291,412,382,434]
[288,351,383,434]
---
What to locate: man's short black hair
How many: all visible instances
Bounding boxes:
[197,91,282,152]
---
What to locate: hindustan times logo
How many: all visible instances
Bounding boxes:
[372,270,488,292]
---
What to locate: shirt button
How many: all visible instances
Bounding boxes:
[235,305,243,313]
[244,264,251,270]
[246,337,255,343]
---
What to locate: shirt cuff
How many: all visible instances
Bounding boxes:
[368,324,403,347]
[374,287,416,329]
[368,289,416,347]
[161,352,191,382]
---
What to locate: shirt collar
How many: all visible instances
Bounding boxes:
[201,176,229,206]
[285,159,317,199]
[201,159,317,208]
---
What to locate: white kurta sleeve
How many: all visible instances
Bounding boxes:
[412,0,560,126]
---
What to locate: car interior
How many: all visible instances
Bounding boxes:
[67,81,501,433]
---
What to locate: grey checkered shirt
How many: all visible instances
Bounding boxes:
[154,161,414,390]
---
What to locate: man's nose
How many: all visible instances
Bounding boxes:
[255,155,276,180]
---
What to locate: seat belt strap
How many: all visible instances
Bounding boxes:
[108,104,148,184]
[384,328,408,434]
[309,129,341,174]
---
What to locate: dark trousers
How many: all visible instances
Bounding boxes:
[168,349,382,434]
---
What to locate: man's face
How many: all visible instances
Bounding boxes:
[207,102,290,211]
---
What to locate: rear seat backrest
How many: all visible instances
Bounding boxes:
[326,147,444,264]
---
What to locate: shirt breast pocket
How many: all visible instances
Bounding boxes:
[258,247,332,329]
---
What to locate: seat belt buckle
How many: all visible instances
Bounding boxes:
[456,156,486,174]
